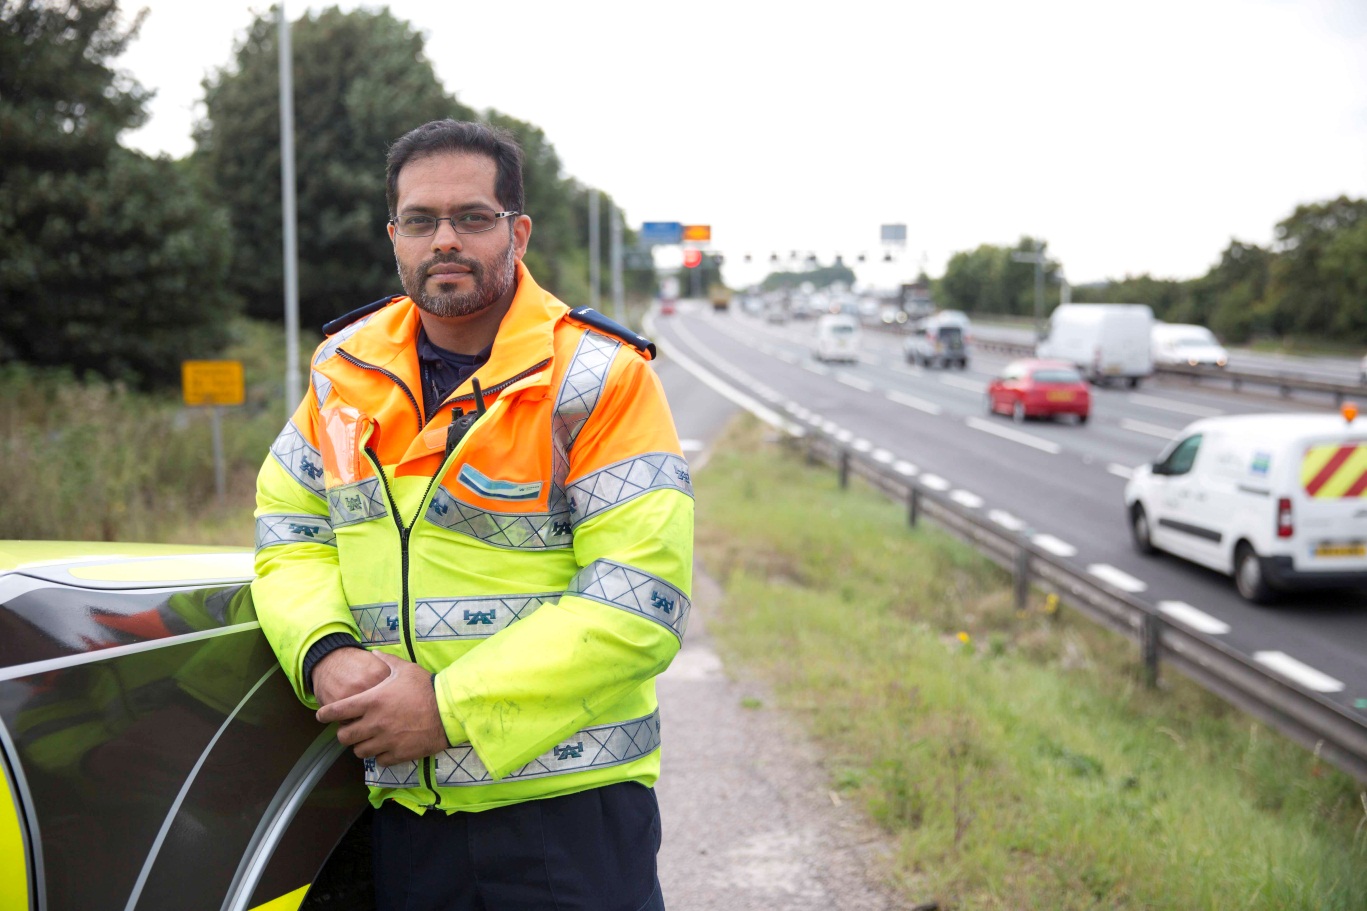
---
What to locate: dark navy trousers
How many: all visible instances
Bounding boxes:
[372,782,665,911]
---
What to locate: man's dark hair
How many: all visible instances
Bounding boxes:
[386,120,525,218]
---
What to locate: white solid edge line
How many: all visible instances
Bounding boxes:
[1128,393,1223,417]
[885,390,943,415]
[965,417,1062,454]
[1158,601,1231,635]
[1086,563,1147,592]
[1107,464,1135,480]
[938,375,986,393]
[1032,535,1077,557]
[647,316,803,437]
[1254,651,1345,693]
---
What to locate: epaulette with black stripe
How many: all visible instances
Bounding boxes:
[565,307,656,359]
[321,294,403,336]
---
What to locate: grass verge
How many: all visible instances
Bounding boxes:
[695,415,1367,910]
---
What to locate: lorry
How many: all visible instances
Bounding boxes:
[1035,303,1154,387]
[1123,405,1367,602]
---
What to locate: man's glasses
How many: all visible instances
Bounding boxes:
[389,209,519,237]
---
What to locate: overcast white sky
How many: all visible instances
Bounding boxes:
[116,0,1367,289]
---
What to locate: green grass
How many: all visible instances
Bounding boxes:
[696,417,1367,910]
[0,318,314,545]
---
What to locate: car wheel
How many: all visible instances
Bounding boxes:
[1234,542,1275,603]
[1078,411,1089,425]
[1127,377,1141,389]
[1012,400,1026,423]
[1130,504,1155,555]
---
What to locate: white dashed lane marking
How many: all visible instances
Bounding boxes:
[950,490,984,509]
[872,449,894,464]
[1128,393,1222,417]
[1107,464,1135,480]
[1120,419,1179,440]
[1254,651,1345,693]
[965,417,1062,454]
[852,439,873,453]
[885,390,943,415]
[1086,564,1147,592]
[893,461,918,476]
[920,474,951,491]
[938,375,986,394]
[1032,535,1077,557]
[1158,601,1230,635]
[837,374,874,392]
[989,510,1025,531]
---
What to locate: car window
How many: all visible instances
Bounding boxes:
[1158,434,1203,476]
[1032,368,1082,384]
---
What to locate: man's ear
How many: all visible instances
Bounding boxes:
[387,221,397,246]
[512,214,532,260]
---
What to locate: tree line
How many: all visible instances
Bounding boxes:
[934,197,1367,345]
[1,0,640,389]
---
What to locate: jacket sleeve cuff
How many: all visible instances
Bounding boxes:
[302,632,363,694]
[433,670,468,748]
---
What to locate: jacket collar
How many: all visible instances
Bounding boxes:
[317,261,565,413]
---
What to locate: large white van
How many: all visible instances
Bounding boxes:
[1036,303,1154,387]
[1123,407,1367,602]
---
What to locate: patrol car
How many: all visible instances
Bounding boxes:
[1124,405,1367,602]
[0,542,367,911]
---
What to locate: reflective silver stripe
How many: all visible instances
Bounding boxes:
[312,313,376,407]
[269,421,326,499]
[328,477,388,527]
[255,514,336,549]
[350,602,401,644]
[548,332,619,522]
[567,452,694,530]
[364,709,661,789]
[414,592,555,640]
[567,560,689,640]
[425,486,572,549]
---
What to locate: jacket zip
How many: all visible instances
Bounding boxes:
[341,348,549,806]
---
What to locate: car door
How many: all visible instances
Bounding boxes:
[1149,433,1223,566]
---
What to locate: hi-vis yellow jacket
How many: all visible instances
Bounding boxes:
[252,263,693,813]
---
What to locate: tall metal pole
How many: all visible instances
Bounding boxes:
[278,3,301,414]
[1033,239,1044,335]
[609,201,624,323]
[588,189,600,312]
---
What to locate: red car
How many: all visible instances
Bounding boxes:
[986,359,1091,423]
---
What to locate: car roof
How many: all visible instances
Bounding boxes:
[1181,412,1367,441]
[0,541,253,587]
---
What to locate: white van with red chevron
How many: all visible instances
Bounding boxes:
[1123,405,1367,602]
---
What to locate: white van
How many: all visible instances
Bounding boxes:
[1124,407,1367,602]
[813,313,861,362]
[1036,303,1154,387]
[1152,322,1229,368]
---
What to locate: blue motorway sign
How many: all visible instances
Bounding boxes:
[640,221,684,245]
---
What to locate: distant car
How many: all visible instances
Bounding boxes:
[813,313,861,363]
[904,318,968,369]
[0,542,370,910]
[986,359,1091,423]
[932,309,973,341]
[1151,323,1229,368]
[659,300,676,316]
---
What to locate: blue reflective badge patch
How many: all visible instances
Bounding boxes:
[457,464,544,501]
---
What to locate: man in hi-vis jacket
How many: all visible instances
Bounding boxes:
[252,119,693,911]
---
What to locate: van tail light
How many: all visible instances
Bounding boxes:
[1276,497,1293,538]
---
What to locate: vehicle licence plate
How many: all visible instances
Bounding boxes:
[1046,391,1073,402]
[1314,543,1366,558]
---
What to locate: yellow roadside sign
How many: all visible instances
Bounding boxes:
[682,224,711,242]
[182,360,245,407]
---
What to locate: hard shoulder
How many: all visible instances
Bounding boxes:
[563,307,656,360]
[321,294,404,336]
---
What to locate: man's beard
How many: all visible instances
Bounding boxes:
[400,238,517,319]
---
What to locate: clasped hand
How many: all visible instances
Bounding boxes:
[313,649,450,767]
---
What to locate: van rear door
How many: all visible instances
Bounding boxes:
[1295,437,1367,571]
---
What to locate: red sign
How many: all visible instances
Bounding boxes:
[682,249,704,269]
